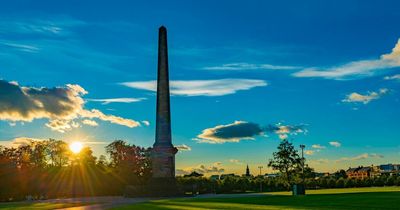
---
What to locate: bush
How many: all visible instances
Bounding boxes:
[336,178,345,188]
[344,178,354,188]
[385,176,395,186]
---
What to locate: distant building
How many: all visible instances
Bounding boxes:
[245,165,251,177]
[379,164,400,176]
[346,166,371,179]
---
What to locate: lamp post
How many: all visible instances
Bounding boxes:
[258,166,263,192]
[299,144,305,185]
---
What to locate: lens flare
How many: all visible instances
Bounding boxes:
[69,141,83,154]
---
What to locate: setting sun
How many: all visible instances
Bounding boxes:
[69,142,83,154]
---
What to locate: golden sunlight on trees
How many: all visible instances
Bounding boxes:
[0,139,152,201]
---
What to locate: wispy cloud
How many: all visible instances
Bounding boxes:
[312,144,326,149]
[305,150,315,155]
[0,17,85,37]
[176,144,192,151]
[88,97,146,104]
[0,42,40,53]
[308,159,329,164]
[342,88,389,104]
[120,79,267,97]
[336,153,384,162]
[203,62,300,71]
[329,141,341,147]
[229,159,243,165]
[384,74,400,80]
[293,39,400,79]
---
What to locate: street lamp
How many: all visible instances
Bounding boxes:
[299,144,305,185]
[258,166,263,192]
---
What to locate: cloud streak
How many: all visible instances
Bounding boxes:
[120,79,267,96]
[336,153,384,162]
[203,62,300,71]
[176,144,192,151]
[384,74,400,80]
[293,39,400,79]
[88,97,146,104]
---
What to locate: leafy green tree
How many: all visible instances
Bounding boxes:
[268,139,302,188]
[334,169,348,179]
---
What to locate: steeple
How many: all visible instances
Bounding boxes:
[246,164,250,176]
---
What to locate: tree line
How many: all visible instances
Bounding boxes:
[177,171,400,194]
[0,139,151,201]
[1,138,398,201]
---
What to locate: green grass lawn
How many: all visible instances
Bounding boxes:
[0,202,89,210]
[114,187,400,210]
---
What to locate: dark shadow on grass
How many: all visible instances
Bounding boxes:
[115,191,400,210]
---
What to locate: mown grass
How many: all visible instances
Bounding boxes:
[114,187,400,210]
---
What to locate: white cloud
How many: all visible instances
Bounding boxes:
[177,162,225,175]
[336,153,384,162]
[176,144,192,151]
[293,39,400,79]
[0,17,85,36]
[203,62,300,71]
[342,88,389,104]
[79,109,140,128]
[194,121,263,144]
[265,123,308,140]
[88,97,146,104]
[305,150,315,155]
[329,141,341,147]
[0,80,141,132]
[82,119,98,127]
[312,144,326,149]
[0,137,46,148]
[1,42,40,53]
[120,79,267,96]
[141,120,150,126]
[384,74,400,80]
[308,159,329,164]
[229,159,243,165]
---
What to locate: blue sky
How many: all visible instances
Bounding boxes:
[1,0,399,175]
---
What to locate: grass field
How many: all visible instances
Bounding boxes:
[114,187,400,210]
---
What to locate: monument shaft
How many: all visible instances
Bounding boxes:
[152,26,177,178]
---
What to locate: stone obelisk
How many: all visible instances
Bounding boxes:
[152,26,178,179]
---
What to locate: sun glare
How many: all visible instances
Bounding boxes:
[69,142,83,154]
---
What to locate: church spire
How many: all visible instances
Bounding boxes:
[246,164,250,176]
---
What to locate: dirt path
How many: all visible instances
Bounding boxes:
[50,193,267,209]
